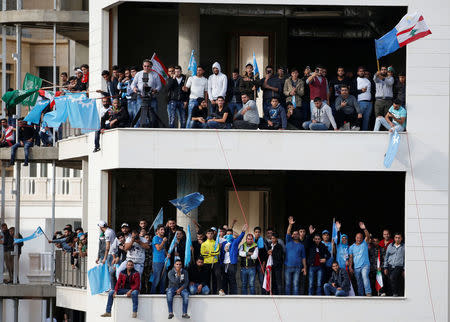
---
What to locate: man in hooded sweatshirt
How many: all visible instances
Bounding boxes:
[261,97,287,130]
[207,62,228,114]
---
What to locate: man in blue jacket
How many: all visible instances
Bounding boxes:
[285,217,307,295]
[220,224,247,294]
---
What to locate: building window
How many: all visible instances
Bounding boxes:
[40,164,48,177]
[73,169,80,177]
[62,168,71,177]
[29,163,37,177]
[38,66,60,85]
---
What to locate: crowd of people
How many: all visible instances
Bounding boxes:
[0,223,23,283]
[95,216,405,319]
[91,59,407,152]
[49,224,88,269]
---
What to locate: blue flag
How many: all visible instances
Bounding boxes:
[257,236,265,249]
[170,192,205,215]
[384,130,401,168]
[88,264,111,295]
[24,100,50,125]
[332,219,338,244]
[252,51,260,77]
[14,226,44,244]
[184,225,192,268]
[66,93,100,131]
[292,96,296,108]
[151,208,163,233]
[165,231,179,268]
[43,96,69,128]
[214,229,220,252]
[188,50,197,76]
[375,29,400,60]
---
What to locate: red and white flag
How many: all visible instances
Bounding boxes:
[38,89,62,109]
[375,250,384,292]
[263,254,273,292]
[150,53,169,85]
[395,12,432,47]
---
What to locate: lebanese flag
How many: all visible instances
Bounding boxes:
[375,250,384,292]
[151,53,168,85]
[38,89,62,109]
[263,254,273,292]
[395,12,432,47]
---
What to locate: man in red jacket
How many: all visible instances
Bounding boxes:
[101,260,140,318]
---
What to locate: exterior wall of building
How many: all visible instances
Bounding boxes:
[65,0,450,321]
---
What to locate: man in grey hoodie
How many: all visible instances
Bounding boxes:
[207,62,228,114]
[303,97,338,131]
[335,85,362,130]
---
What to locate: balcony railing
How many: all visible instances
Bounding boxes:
[3,176,82,201]
[27,252,52,284]
[55,250,86,288]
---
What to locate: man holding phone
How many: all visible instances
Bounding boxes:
[306,66,329,115]
[261,66,283,114]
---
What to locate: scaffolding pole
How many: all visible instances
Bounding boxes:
[1,0,6,119]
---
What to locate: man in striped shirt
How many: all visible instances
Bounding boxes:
[0,118,15,147]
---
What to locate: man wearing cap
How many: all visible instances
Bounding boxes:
[72,68,87,92]
[321,229,334,283]
[98,221,116,289]
[221,224,247,294]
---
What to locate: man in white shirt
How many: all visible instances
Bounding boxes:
[207,62,228,114]
[183,66,208,128]
[131,59,162,128]
[117,229,150,275]
[353,67,372,130]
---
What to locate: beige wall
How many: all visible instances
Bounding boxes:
[228,191,266,235]
[0,35,69,92]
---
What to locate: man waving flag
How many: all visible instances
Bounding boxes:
[375,12,432,59]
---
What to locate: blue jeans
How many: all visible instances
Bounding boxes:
[284,266,301,295]
[374,116,405,132]
[240,267,256,295]
[11,141,34,164]
[106,289,139,313]
[323,283,349,296]
[166,287,189,314]
[354,265,372,295]
[189,120,206,129]
[127,99,138,126]
[302,121,329,131]
[308,266,324,295]
[186,99,198,128]
[39,132,53,146]
[358,101,373,131]
[167,100,186,128]
[188,283,210,295]
[137,96,158,128]
[227,102,242,118]
[150,262,166,294]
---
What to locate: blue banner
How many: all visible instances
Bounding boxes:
[170,192,205,215]
[188,50,197,76]
[332,220,338,244]
[252,51,260,76]
[384,130,401,168]
[24,100,50,125]
[88,264,111,295]
[165,231,179,268]
[66,93,100,131]
[14,226,44,244]
[184,225,192,268]
[43,96,69,128]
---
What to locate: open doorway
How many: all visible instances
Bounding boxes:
[238,35,270,115]
[227,190,269,231]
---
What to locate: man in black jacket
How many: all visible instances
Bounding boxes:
[166,66,188,128]
[10,118,34,166]
[226,69,242,118]
[307,232,330,295]
[267,232,284,295]
[188,257,210,295]
[324,261,351,296]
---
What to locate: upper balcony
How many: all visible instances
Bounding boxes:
[58,128,409,173]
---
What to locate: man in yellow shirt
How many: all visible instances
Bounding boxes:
[201,229,224,295]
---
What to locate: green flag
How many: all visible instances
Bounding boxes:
[2,89,38,111]
[21,73,42,106]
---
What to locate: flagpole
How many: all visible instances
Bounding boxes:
[377,60,380,72]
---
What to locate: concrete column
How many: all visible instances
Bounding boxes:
[176,170,198,236]
[81,159,88,227]
[178,4,200,73]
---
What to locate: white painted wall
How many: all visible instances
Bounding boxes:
[73,0,449,321]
